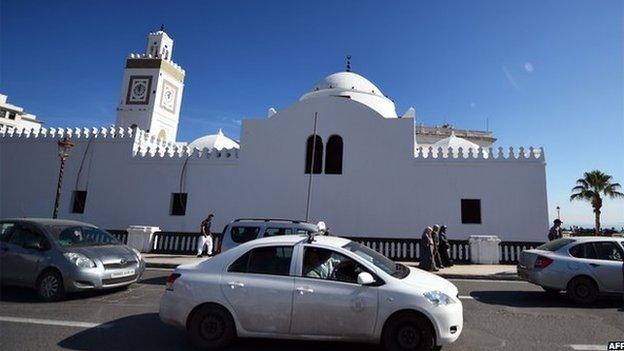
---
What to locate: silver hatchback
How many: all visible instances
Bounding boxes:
[0,218,146,301]
[518,237,624,304]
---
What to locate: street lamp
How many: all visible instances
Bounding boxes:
[556,206,561,220]
[52,136,74,219]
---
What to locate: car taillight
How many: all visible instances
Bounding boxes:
[166,273,181,291]
[534,256,553,268]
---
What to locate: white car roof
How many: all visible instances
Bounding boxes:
[565,236,623,243]
[241,234,352,248]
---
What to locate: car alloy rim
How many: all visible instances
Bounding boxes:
[40,275,59,298]
[200,315,224,341]
[397,325,421,348]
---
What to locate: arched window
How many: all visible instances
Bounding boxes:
[305,135,323,174]
[325,135,343,174]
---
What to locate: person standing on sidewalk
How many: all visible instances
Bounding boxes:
[548,219,563,241]
[197,214,214,257]
[419,227,438,271]
[431,224,444,268]
[438,225,453,267]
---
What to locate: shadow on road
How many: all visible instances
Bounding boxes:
[58,313,379,351]
[471,290,624,309]
[0,285,130,303]
[139,275,168,286]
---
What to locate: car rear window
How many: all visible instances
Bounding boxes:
[264,227,293,237]
[536,239,574,252]
[230,226,260,244]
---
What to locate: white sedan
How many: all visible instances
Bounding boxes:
[518,237,624,304]
[160,234,463,350]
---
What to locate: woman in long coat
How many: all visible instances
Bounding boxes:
[438,225,453,267]
[419,227,438,271]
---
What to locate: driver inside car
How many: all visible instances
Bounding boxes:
[303,248,336,279]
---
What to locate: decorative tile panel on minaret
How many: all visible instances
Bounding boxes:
[115,25,185,142]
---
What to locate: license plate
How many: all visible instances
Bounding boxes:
[111,269,135,278]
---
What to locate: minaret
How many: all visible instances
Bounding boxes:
[115,25,185,142]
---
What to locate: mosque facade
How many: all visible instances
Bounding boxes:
[0,29,548,241]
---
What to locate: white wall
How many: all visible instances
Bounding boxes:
[0,97,549,241]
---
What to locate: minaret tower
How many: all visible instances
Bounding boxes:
[115,25,185,142]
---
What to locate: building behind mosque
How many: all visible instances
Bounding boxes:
[0,28,548,241]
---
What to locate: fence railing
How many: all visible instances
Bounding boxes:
[124,230,542,265]
[499,241,544,264]
[107,230,128,244]
[152,231,203,254]
[345,237,471,264]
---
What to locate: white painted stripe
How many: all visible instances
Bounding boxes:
[0,316,110,329]
[458,295,474,300]
[569,345,605,350]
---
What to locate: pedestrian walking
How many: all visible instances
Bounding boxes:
[432,224,444,268]
[438,225,453,267]
[197,213,214,257]
[419,227,438,271]
[548,219,563,241]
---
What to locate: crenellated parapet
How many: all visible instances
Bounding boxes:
[126,53,185,76]
[132,144,239,160]
[415,146,545,162]
[0,125,137,140]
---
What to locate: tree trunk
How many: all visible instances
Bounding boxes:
[594,207,601,236]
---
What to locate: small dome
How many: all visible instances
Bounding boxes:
[300,71,397,118]
[432,132,480,155]
[188,129,239,151]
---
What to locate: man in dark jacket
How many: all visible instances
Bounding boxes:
[548,219,563,241]
[197,214,214,257]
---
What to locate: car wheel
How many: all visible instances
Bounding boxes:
[383,312,436,351]
[36,270,65,302]
[566,276,598,304]
[542,287,561,295]
[188,304,235,350]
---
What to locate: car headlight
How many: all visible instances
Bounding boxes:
[64,252,96,268]
[424,290,455,306]
[131,248,142,260]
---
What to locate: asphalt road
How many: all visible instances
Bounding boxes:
[0,269,622,351]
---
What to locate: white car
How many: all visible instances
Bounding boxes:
[160,234,463,350]
[518,237,624,304]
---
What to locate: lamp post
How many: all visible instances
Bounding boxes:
[52,136,74,219]
[556,206,561,220]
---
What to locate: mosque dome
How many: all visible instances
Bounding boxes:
[299,71,398,118]
[188,129,239,151]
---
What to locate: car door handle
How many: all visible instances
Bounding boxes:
[589,263,600,268]
[296,287,314,294]
[227,281,245,289]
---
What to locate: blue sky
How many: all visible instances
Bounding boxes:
[1,0,622,227]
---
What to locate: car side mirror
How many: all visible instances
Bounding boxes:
[23,240,44,251]
[357,272,375,285]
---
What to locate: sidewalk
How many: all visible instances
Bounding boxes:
[143,254,520,280]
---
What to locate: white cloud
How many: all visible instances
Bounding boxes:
[524,62,534,73]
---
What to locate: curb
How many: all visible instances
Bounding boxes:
[146,262,522,281]
[436,273,521,281]
[146,262,179,269]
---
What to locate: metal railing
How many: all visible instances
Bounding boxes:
[499,241,543,264]
[107,230,128,244]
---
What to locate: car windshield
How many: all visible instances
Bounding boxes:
[536,238,574,252]
[342,241,409,279]
[46,225,120,247]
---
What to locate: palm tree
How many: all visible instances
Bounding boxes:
[570,170,624,235]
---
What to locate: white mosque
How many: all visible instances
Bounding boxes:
[0,28,549,241]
